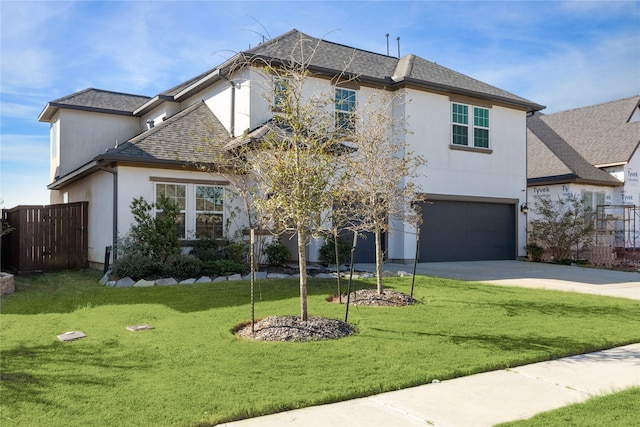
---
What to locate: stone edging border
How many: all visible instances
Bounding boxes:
[99,269,415,288]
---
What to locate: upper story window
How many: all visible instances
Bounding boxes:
[335,88,356,132]
[273,77,289,110]
[155,182,225,240]
[452,103,490,148]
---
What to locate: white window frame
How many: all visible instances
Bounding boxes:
[194,185,224,239]
[451,102,490,148]
[335,87,356,132]
[154,182,226,240]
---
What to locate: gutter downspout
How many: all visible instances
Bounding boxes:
[221,75,236,137]
[98,164,118,262]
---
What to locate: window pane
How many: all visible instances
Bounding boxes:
[196,186,223,212]
[157,183,186,210]
[335,88,356,112]
[474,107,489,127]
[452,124,468,145]
[196,213,223,239]
[474,128,489,148]
[452,103,468,124]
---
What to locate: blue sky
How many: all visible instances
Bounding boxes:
[1,0,639,208]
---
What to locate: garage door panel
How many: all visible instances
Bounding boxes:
[419,201,515,262]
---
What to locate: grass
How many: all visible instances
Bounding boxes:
[496,387,640,426]
[1,270,639,426]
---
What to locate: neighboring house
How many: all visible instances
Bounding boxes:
[39,29,544,267]
[527,95,640,249]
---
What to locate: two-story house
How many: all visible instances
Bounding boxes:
[39,29,544,267]
[527,95,640,250]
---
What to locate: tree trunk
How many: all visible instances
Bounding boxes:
[297,228,308,321]
[375,228,384,294]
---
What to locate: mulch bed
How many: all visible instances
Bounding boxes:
[326,288,417,307]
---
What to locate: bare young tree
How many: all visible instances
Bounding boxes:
[338,93,426,294]
[249,63,344,321]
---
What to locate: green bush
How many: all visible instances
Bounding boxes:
[525,242,544,262]
[163,255,203,279]
[191,239,248,264]
[318,235,352,266]
[202,260,247,276]
[111,254,160,280]
[125,195,181,263]
[263,239,291,266]
[190,238,223,262]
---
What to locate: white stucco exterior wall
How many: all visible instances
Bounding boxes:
[402,90,529,259]
[56,109,140,178]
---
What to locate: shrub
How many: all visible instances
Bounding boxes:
[318,235,352,266]
[163,255,203,279]
[111,254,160,280]
[126,195,181,263]
[191,239,248,264]
[202,260,247,276]
[222,242,249,264]
[263,239,291,266]
[525,242,544,262]
[529,194,594,261]
[190,238,223,262]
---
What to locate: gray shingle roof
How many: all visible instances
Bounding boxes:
[40,88,150,120]
[100,101,228,166]
[534,96,640,167]
[527,112,622,186]
[238,29,543,111]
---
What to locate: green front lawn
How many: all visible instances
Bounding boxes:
[1,271,639,426]
[496,387,640,427]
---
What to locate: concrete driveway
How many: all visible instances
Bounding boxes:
[355,260,640,300]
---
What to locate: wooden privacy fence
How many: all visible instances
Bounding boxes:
[1,202,88,273]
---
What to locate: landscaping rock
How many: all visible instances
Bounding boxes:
[227,274,242,281]
[133,279,155,287]
[381,270,395,278]
[156,278,178,286]
[267,273,291,279]
[212,276,227,283]
[99,271,111,285]
[180,278,197,285]
[115,277,135,287]
[360,272,374,279]
[106,281,117,287]
[57,331,87,342]
[242,271,268,280]
[314,273,333,279]
[0,272,15,295]
[397,270,413,277]
[196,276,212,283]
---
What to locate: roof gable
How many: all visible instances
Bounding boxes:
[100,101,228,166]
[527,112,623,186]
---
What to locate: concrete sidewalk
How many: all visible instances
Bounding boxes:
[217,343,640,426]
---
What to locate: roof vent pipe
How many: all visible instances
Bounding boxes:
[385,33,389,56]
[396,36,400,58]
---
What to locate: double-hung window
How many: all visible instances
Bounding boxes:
[335,88,356,132]
[195,185,224,239]
[451,103,490,148]
[155,183,187,238]
[155,182,224,239]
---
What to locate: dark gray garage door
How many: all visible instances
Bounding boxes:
[418,200,516,262]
